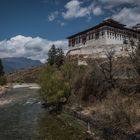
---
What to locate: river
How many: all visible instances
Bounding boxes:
[0,84,89,140]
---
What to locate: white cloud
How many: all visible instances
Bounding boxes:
[113,7,140,27]
[0,35,68,63]
[62,0,89,19]
[99,0,140,8]
[57,20,65,26]
[62,0,102,19]
[93,7,102,16]
[48,11,59,21]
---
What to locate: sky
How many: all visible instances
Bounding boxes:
[0,0,140,62]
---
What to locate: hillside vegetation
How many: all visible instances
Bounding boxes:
[6,66,43,83]
[39,43,140,139]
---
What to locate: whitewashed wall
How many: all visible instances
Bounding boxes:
[67,44,132,58]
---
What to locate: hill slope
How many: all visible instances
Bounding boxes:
[6,65,44,83]
[2,57,42,73]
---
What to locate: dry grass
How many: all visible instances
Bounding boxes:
[85,89,140,133]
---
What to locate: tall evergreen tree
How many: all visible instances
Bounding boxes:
[0,59,4,77]
[55,48,64,67]
[47,45,64,67]
[47,44,57,66]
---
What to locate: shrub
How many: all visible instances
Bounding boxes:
[72,62,110,102]
[129,39,140,77]
[103,89,138,132]
[39,62,74,110]
[0,76,7,85]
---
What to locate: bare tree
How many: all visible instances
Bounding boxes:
[98,48,116,88]
[129,39,140,77]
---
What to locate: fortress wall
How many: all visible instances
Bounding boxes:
[67,44,133,58]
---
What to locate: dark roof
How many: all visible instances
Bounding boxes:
[133,24,140,28]
[67,19,140,39]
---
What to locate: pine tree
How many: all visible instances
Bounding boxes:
[47,45,64,67]
[55,48,64,67]
[47,44,57,65]
[0,59,4,77]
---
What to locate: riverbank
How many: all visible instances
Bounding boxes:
[0,83,40,106]
[63,104,140,140]
[12,83,40,89]
[0,83,40,95]
[0,84,11,95]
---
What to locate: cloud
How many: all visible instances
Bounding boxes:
[112,7,140,27]
[0,35,68,63]
[57,20,66,26]
[99,0,140,8]
[93,7,102,16]
[96,0,140,27]
[62,0,102,19]
[48,11,59,21]
[62,0,89,19]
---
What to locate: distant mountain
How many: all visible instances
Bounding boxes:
[1,57,43,73]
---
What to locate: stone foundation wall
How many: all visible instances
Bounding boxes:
[67,44,133,58]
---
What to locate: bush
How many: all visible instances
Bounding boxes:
[72,62,110,102]
[102,89,139,132]
[0,76,7,85]
[39,62,74,111]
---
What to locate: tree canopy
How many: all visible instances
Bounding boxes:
[0,59,4,77]
[47,44,64,67]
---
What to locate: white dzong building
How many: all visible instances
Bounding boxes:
[67,19,140,57]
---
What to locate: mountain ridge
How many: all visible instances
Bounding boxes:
[1,57,43,73]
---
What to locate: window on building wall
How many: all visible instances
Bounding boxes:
[86,34,88,40]
[92,34,94,39]
[72,39,75,47]
[107,31,109,35]
[82,34,87,44]
[101,31,104,36]
[88,34,90,40]
[115,33,117,39]
[69,40,71,46]
[76,38,78,44]
[120,35,122,40]
[95,33,99,40]
[91,33,93,39]
[90,34,93,39]
[133,34,137,38]
[78,37,80,43]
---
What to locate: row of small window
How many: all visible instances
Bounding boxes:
[70,33,101,44]
[107,31,138,39]
[107,35,124,40]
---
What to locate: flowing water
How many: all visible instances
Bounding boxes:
[0,84,88,140]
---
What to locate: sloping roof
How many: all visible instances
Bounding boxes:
[67,19,140,39]
[133,24,140,29]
